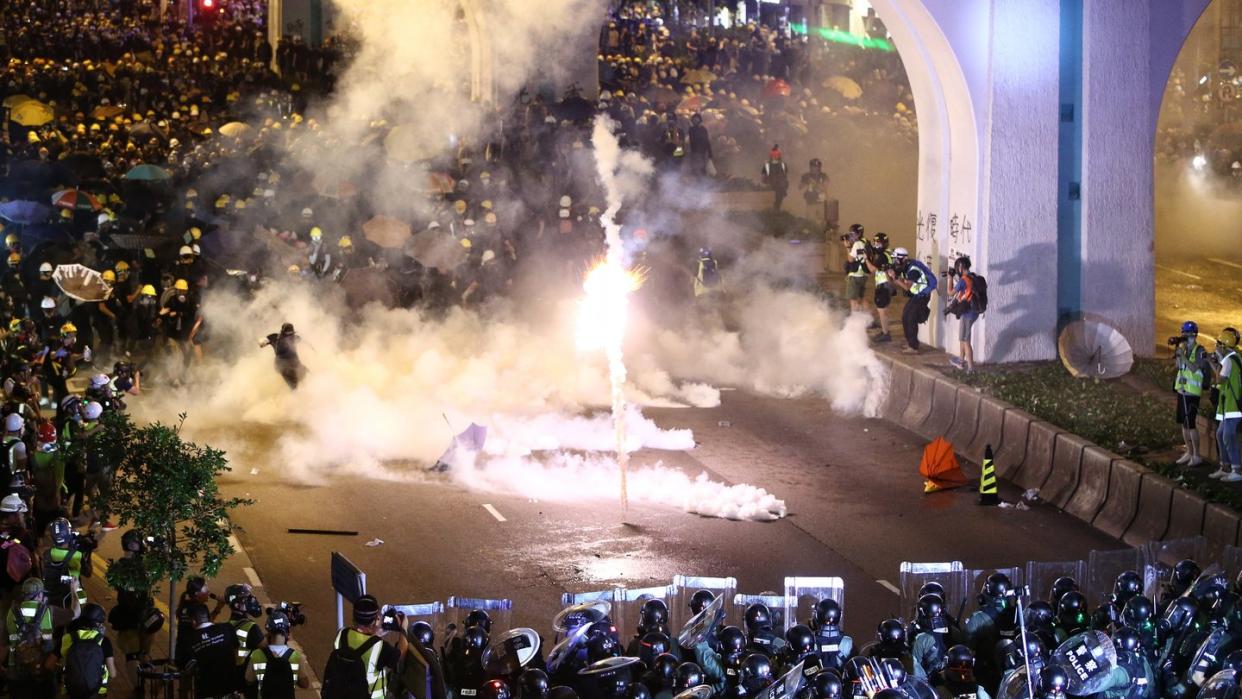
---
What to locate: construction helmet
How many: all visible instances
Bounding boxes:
[338,235,353,249]
[7,319,20,333]
[102,270,116,282]
[6,252,19,266]
[4,413,24,433]
[90,373,110,389]
[40,297,56,310]
[287,265,301,274]
[83,402,103,420]
[309,227,323,241]
[0,494,27,514]
[174,279,189,292]
[37,421,56,445]
[1221,328,1241,350]
[4,233,17,246]
[39,262,53,273]
[60,322,77,336]
[140,284,157,296]
[115,260,130,272]
[179,245,193,256]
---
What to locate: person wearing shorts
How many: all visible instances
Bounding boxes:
[843,225,868,313]
[1173,320,1210,468]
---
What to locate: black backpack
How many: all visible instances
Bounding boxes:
[969,273,989,313]
[64,632,106,698]
[42,548,75,607]
[259,647,297,699]
[321,634,382,699]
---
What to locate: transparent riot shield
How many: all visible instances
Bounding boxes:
[965,567,1022,614]
[996,666,1036,699]
[561,589,616,609]
[732,593,790,632]
[1086,548,1148,606]
[447,596,513,637]
[1199,669,1241,699]
[552,601,613,644]
[753,660,804,699]
[1144,536,1211,598]
[614,584,673,639]
[1024,560,1087,604]
[1051,630,1120,696]
[783,577,845,632]
[389,601,445,644]
[672,575,738,629]
[897,677,937,699]
[482,628,542,677]
[898,562,966,619]
[1224,546,1242,582]
[1188,626,1232,687]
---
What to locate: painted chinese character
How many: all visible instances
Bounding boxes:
[949,214,960,242]
[927,213,938,240]
[961,217,973,244]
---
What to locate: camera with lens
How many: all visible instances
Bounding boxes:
[270,601,306,626]
[380,605,405,632]
[1168,335,1188,347]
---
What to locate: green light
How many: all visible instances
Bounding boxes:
[790,23,895,52]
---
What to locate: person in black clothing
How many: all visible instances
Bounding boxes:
[186,602,239,699]
[687,113,712,176]
[761,146,789,211]
[260,323,306,389]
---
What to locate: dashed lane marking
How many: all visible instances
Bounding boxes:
[1156,264,1202,281]
[482,504,507,522]
[1209,258,1242,272]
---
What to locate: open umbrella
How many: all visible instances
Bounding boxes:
[363,216,412,249]
[407,230,468,272]
[384,125,434,163]
[127,122,168,142]
[2,94,32,109]
[312,172,358,200]
[431,422,488,472]
[644,85,680,109]
[823,75,863,100]
[123,164,172,181]
[676,95,706,114]
[53,264,111,302]
[51,189,103,212]
[554,96,595,123]
[681,68,717,85]
[427,172,457,195]
[10,101,54,127]
[918,437,967,493]
[763,78,792,99]
[1057,318,1134,379]
[90,105,124,120]
[0,200,51,224]
[339,268,397,308]
[217,121,252,137]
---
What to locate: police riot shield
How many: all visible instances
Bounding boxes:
[672,575,737,629]
[672,687,714,699]
[1112,652,1155,699]
[1024,560,1087,604]
[562,589,616,608]
[547,621,594,674]
[1188,626,1232,687]
[898,562,966,619]
[897,678,937,699]
[783,577,845,632]
[552,601,613,643]
[733,593,790,632]
[447,596,513,637]
[1086,548,1150,606]
[389,601,445,644]
[677,593,726,648]
[1144,536,1211,598]
[996,666,1036,699]
[965,567,1022,611]
[1199,669,1241,699]
[1051,630,1120,695]
[753,660,804,699]
[1224,546,1242,582]
[482,628,542,677]
[614,584,673,639]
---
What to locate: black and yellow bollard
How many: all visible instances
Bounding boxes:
[978,444,999,506]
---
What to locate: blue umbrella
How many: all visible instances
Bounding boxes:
[19,224,74,246]
[123,164,172,181]
[0,200,51,224]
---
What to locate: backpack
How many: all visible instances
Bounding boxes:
[64,633,106,698]
[259,647,297,699]
[42,548,75,607]
[699,259,720,288]
[1,537,32,585]
[321,633,382,699]
[12,603,49,673]
[909,260,937,294]
[969,272,988,313]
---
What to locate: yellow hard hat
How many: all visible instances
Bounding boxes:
[4,233,17,245]
[1221,328,1241,350]
[460,238,472,249]
[140,284,157,296]
[101,269,116,282]
[115,260,130,271]
[309,227,323,240]
[338,236,352,248]
[6,252,19,266]
[189,226,202,240]
[60,322,77,335]
[8,319,21,333]
[287,264,301,274]
[174,278,189,292]
[60,208,73,220]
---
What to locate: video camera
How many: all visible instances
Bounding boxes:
[1168,335,1189,347]
[269,601,306,626]
[380,605,406,632]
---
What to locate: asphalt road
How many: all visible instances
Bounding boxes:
[1155,256,1242,350]
[215,388,1119,669]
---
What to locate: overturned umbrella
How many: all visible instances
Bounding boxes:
[54,264,111,302]
[431,422,487,472]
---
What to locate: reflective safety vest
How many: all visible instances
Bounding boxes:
[250,645,302,689]
[60,628,110,694]
[908,261,933,297]
[1175,342,1206,397]
[1218,352,1242,420]
[44,546,87,606]
[6,600,53,669]
[848,241,868,278]
[873,251,892,285]
[232,619,259,664]
[335,628,387,699]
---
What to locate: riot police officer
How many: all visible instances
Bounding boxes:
[862,620,912,673]
[692,626,745,694]
[641,653,678,699]
[782,625,822,678]
[1054,591,1090,642]
[964,574,1013,689]
[934,645,989,699]
[1100,627,1154,699]
[1161,560,1202,611]
[809,598,853,674]
[743,604,786,659]
[1093,571,1143,629]
[1048,577,1078,609]
[734,654,773,699]
[911,594,956,681]
[672,662,704,694]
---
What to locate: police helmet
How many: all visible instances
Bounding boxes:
[626,684,650,699]
[1056,591,1088,630]
[1026,601,1055,629]
[81,603,107,629]
[482,680,511,699]
[48,517,73,547]
[409,620,434,647]
[978,573,1013,607]
[1049,576,1078,606]
[517,669,550,699]
[918,582,946,600]
[547,688,578,699]
[1159,596,1199,635]
[811,598,841,629]
[1225,650,1242,674]
[1122,595,1155,630]
[1173,559,1202,590]
[638,632,670,667]
[1112,626,1141,654]
[464,626,490,654]
[876,619,905,646]
[1039,665,1069,697]
[739,654,773,694]
[649,653,679,689]
[743,603,772,634]
[587,633,621,663]
[785,624,815,655]
[811,670,843,699]
[1004,634,1046,671]
[718,626,746,665]
[266,609,292,635]
[916,593,947,632]
[1113,570,1142,601]
[689,590,715,615]
[466,609,493,633]
[673,662,704,692]
[638,598,669,635]
[945,645,974,680]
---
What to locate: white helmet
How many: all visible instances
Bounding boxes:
[893,247,909,258]
[84,402,104,420]
[90,374,110,389]
[0,494,27,514]
[40,296,55,309]
[192,244,201,256]
[38,262,53,273]
[3,414,22,433]
[301,207,313,217]
[559,195,572,208]
[179,245,194,256]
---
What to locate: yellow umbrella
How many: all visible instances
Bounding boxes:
[362,215,413,248]
[10,100,54,127]
[2,94,32,109]
[91,105,124,120]
[681,68,718,85]
[823,75,863,100]
[384,124,433,163]
[217,121,252,137]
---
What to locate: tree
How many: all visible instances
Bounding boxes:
[87,411,251,651]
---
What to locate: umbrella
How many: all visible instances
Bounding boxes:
[644,85,680,108]
[1058,318,1134,379]
[427,172,457,195]
[90,105,124,120]
[19,224,75,247]
[0,200,51,224]
[312,172,358,200]
[53,264,111,302]
[127,122,168,142]
[681,68,717,85]
[60,153,106,180]
[823,75,863,100]
[363,216,412,249]
[384,125,433,163]
[553,96,594,123]
[339,268,396,308]
[10,101,54,127]
[123,164,172,181]
[676,95,706,114]
[431,422,488,472]
[51,189,103,212]
[9,160,58,186]
[407,230,468,272]
[918,437,967,493]
[763,78,792,99]
[2,94,32,109]
[217,121,252,137]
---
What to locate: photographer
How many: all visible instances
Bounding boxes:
[322,594,408,699]
[185,602,239,699]
[224,583,265,693]
[841,224,868,314]
[108,530,162,688]
[864,233,894,343]
[945,256,980,372]
[176,577,227,676]
[41,517,94,610]
[1171,321,1212,469]
[1211,328,1242,482]
[888,248,936,354]
[245,606,311,698]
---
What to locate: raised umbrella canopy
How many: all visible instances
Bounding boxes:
[406,229,468,272]
[51,189,103,212]
[680,68,717,85]
[362,215,412,249]
[53,264,111,302]
[91,105,124,120]
[311,172,358,200]
[2,94,32,109]
[0,200,52,224]
[10,100,55,127]
[1058,318,1134,379]
[217,121,252,137]
[918,437,967,493]
[123,164,172,181]
[823,75,863,100]
[763,78,792,98]
[676,95,706,114]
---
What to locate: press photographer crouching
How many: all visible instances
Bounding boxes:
[1171,321,1212,470]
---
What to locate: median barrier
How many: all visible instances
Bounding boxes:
[882,361,913,423]
[1165,488,1208,541]
[1010,421,1061,492]
[966,397,1007,465]
[946,387,981,453]
[919,378,959,439]
[1092,460,1143,540]
[1122,473,1175,547]
[994,409,1032,479]
[1042,433,1090,509]
[899,368,937,433]
[1204,503,1242,549]
[1065,447,1113,523]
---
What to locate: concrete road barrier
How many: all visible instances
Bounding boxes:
[920,378,959,439]
[947,387,982,453]
[1065,447,1114,523]
[1204,503,1242,549]
[899,368,937,433]
[994,409,1033,479]
[1092,460,1144,540]
[1010,421,1061,492]
[1122,473,1175,546]
[882,360,912,423]
[1042,433,1090,509]
[1166,488,1208,540]
[966,397,1008,465]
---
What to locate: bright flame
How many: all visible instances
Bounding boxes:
[1193,154,1207,172]
[576,260,643,351]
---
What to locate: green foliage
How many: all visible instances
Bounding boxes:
[744,210,828,242]
[86,411,250,592]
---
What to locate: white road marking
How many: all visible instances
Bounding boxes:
[482,504,507,522]
[876,579,901,596]
[1209,258,1242,272]
[1156,264,1202,281]
[244,566,264,589]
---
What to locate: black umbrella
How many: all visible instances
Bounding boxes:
[60,153,106,181]
[554,96,595,123]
